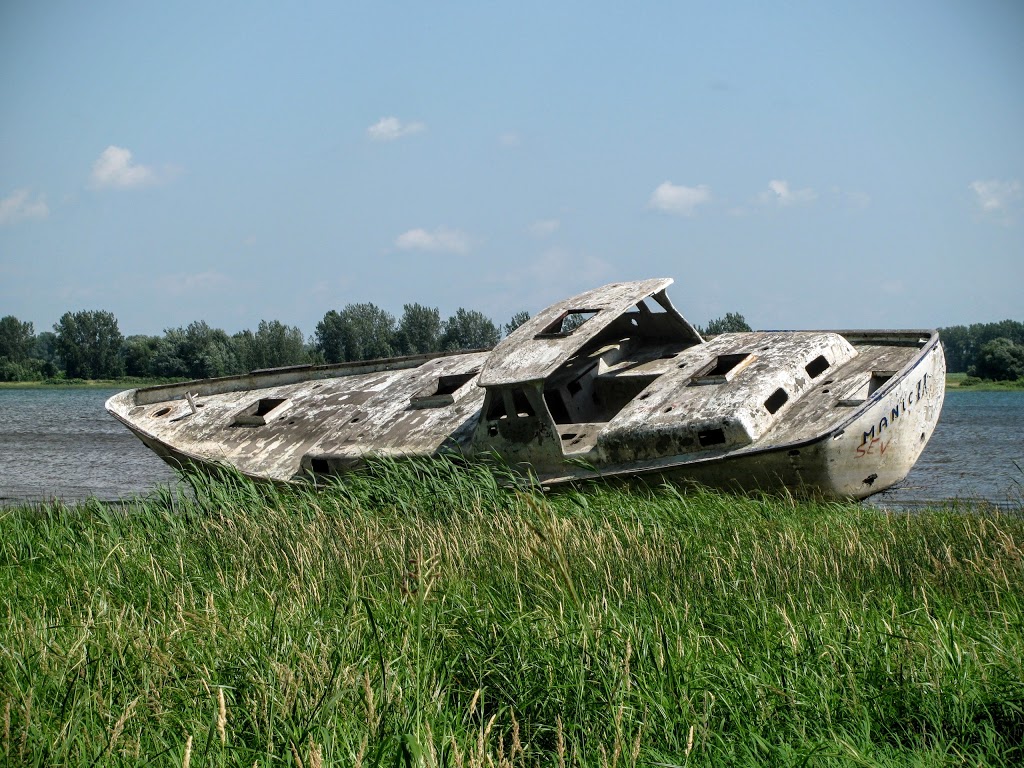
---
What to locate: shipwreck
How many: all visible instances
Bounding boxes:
[106,278,945,499]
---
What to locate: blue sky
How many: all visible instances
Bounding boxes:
[2,1,1021,339]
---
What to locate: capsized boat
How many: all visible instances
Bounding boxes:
[106,279,945,499]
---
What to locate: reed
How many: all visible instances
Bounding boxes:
[1,457,1022,766]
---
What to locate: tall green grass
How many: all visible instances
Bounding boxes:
[2,458,1022,766]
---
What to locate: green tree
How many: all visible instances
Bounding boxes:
[315,303,395,362]
[395,303,441,355]
[700,312,752,336]
[313,310,345,363]
[149,334,189,378]
[157,322,239,379]
[234,320,309,370]
[940,320,1024,373]
[938,325,973,373]
[0,359,43,382]
[121,335,163,378]
[504,310,531,337]
[971,337,1024,381]
[53,310,125,379]
[440,308,500,351]
[0,316,35,363]
[32,331,58,368]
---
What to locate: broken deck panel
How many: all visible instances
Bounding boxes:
[107,278,945,499]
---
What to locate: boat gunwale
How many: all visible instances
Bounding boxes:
[120,348,492,406]
[534,329,943,487]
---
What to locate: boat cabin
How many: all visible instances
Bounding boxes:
[471,278,858,473]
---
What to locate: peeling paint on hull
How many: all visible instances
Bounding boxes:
[106,279,945,500]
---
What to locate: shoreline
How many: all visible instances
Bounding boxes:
[3,374,1023,391]
[0,377,184,389]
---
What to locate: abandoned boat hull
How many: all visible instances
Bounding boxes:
[540,333,945,499]
[106,279,945,499]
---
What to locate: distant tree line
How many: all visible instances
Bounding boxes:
[939,321,1024,381]
[0,302,523,383]
[697,312,753,336]
[12,304,1014,383]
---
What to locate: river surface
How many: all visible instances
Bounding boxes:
[0,387,1021,507]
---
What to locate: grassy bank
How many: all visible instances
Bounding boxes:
[945,373,1024,391]
[0,377,183,389]
[2,460,1023,766]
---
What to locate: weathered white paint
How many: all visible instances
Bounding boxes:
[106,279,945,499]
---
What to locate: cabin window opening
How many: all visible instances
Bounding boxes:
[805,355,830,379]
[254,398,287,416]
[638,296,668,314]
[436,371,476,396]
[410,369,479,409]
[310,458,330,475]
[511,388,535,418]
[544,390,572,424]
[234,397,291,426]
[688,353,751,383]
[153,406,172,417]
[486,393,507,421]
[536,309,599,337]
[698,428,726,447]
[764,388,789,414]
[706,354,750,377]
[868,371,896,396]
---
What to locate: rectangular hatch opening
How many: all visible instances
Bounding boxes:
[689,353,752,385]
[234,397,290,426]
[410,370,478,409]
[535,309,600,337]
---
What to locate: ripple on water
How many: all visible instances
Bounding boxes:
[1,387,1021,507]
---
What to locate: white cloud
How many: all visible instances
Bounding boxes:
[970,179,1021,214]
[498,132,521,148]
[395,227,472,254]
[367,117,426,142]
[90,146,157,189]
[761,179,817,206]
[0,188,49,225]
[163,271,231,296]
[648,181,712,217]
[529,218,560,237]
